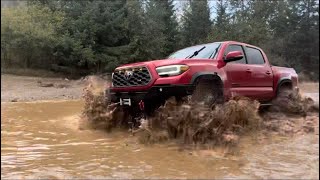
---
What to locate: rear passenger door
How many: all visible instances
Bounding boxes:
[244,46,273,100]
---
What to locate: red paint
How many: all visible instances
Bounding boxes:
[225,51,243,60]
[139,100,145,110]
[110,41,298,102]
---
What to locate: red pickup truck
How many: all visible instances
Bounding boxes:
[109,41,298,115]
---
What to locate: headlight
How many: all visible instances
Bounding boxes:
[156,65,189,76]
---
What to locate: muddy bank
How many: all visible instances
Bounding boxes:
[1,74,110,102]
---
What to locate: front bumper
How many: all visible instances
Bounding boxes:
[108,84,194,106]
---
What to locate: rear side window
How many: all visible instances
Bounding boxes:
[224,45,246,64]
[245,47,265,64]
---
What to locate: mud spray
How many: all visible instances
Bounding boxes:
[79,76,128,131]
[81,76,319,149]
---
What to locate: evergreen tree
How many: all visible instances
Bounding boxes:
[144,0,179,59]
[125,0,149,62]
[181,0,212,46]
[1,0,319,79]
[209,0,233,41]
[265,0,319,79]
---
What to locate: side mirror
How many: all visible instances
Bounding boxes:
[224,51,244,63]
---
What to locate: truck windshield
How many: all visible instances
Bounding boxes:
[168,43,221,59]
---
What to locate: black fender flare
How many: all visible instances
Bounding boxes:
[190,72,225,95]
[276,78,292,95]
[190,72,223,85]
[190,72,225,103]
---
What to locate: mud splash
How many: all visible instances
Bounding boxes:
[270,89,319,116]
[80,76,127,131]
[81,77,261,146]
[261,90,319,136]
[140,96,261,146]
[81,77,318,147]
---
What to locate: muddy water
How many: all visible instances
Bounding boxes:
[1,100,319,179]
[305,93,319,104]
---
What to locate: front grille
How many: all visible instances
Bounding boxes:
[112,66,152,87]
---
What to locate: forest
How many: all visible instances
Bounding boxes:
[1,0,319,80]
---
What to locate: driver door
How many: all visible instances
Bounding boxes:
[223,44,252,97]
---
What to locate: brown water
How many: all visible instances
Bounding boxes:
[1,100,319,179]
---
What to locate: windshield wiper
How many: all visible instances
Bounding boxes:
[208,44,221,59]
[185,46,206,59]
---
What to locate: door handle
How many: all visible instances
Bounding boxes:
[246,69,252,73]
[266,71,271,75]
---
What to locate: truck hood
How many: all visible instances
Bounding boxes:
[116,58,219,69]
[117,59,185,69]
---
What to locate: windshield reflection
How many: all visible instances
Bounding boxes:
[168,43,221,59]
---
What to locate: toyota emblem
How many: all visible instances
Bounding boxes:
[124,70,133,80]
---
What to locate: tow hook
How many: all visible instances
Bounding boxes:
[139,100,147,125]
[139,100,145,111]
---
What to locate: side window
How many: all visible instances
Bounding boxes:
[245,47,265,64]
[224,45,246,64]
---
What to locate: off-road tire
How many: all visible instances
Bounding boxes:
[275,84,293,106]
[191,79,223,106]
[272,83,306,115]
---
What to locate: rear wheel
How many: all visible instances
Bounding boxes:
[276,83,293,104]
[270,82,304,114]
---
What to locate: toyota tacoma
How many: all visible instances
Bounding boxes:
[108,41,299,117]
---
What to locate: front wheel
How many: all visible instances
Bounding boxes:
[191,79,224,106]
